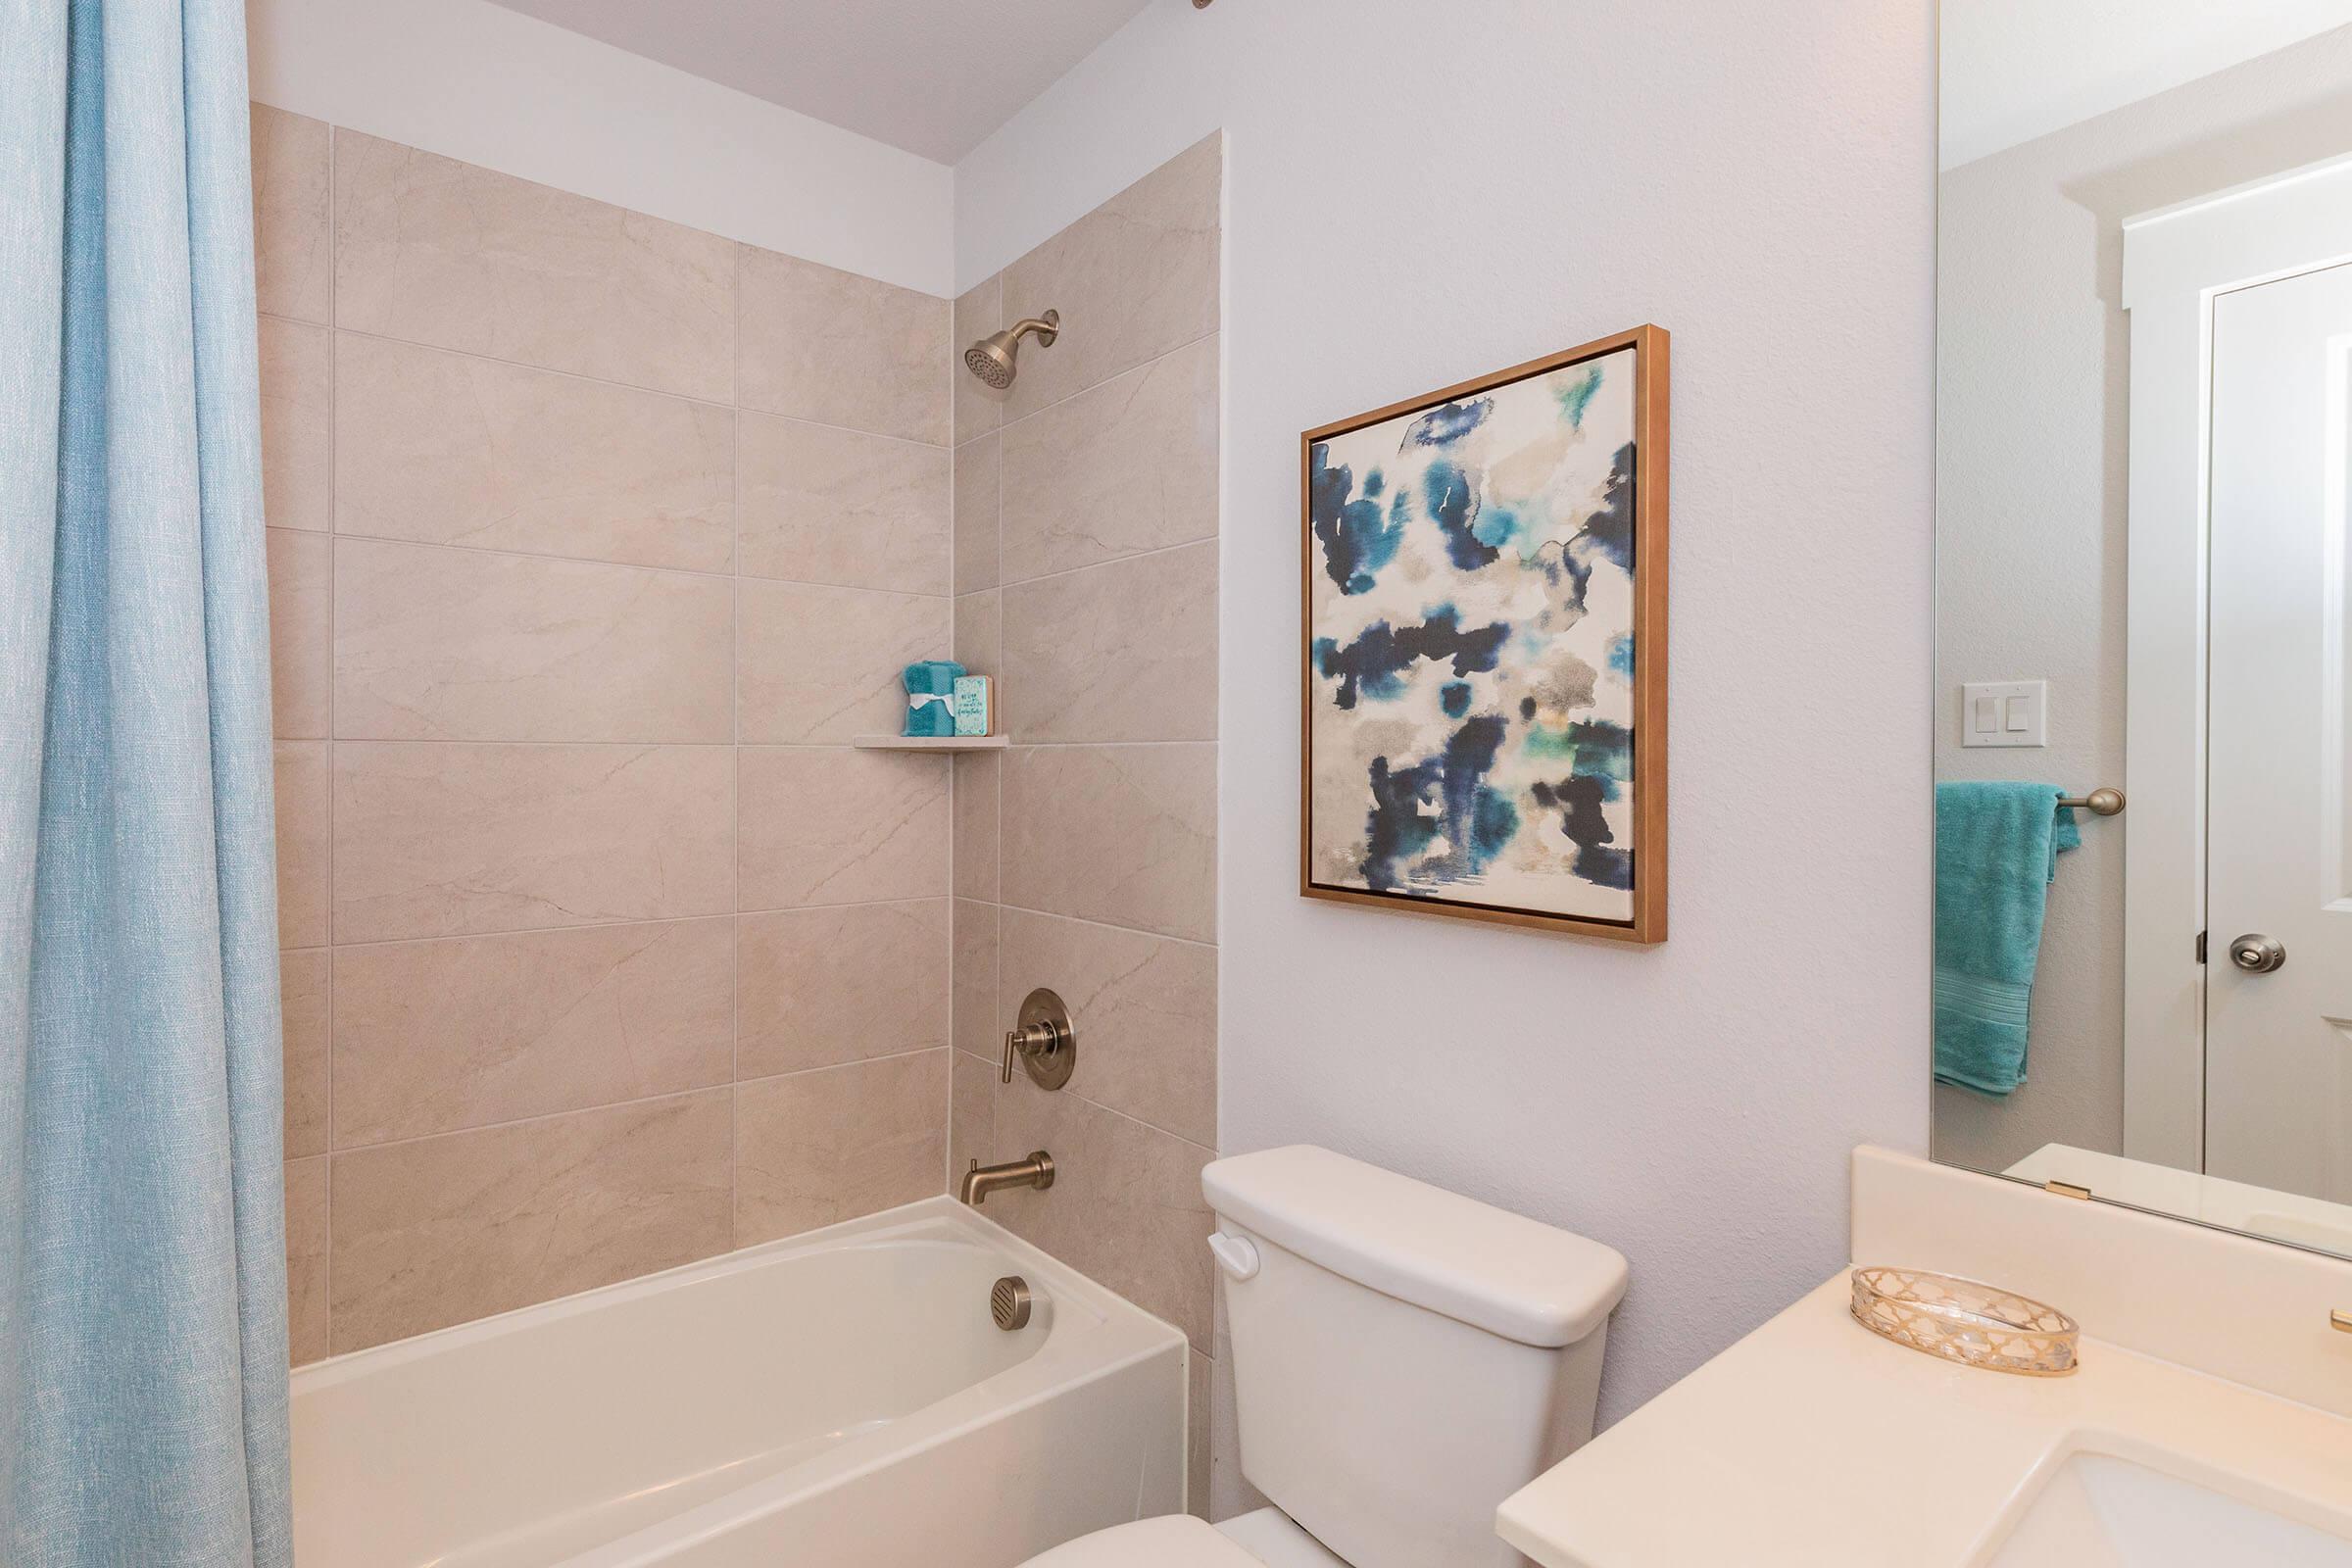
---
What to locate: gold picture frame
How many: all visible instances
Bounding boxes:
[1299,324,1669,943]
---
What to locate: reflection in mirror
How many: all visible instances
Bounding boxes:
[1934,3,2352,1259]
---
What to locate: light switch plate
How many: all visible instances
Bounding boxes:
[1961,680,2046,748]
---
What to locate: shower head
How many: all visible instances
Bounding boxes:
[963,310,1059,389]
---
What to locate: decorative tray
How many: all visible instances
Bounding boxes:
[1849,1266,2079,1377]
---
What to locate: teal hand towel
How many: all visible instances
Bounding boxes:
[1934,782,2082,1097]
[904,702,958,737]
[903,660,964,737]
[903,660,964,696]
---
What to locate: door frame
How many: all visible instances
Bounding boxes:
[2120,153,2352,1167]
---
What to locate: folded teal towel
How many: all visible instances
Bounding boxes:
[1935,782,2081,1097]
[903,660,963,696]
[904,702,958,737]
[903,661,964,737]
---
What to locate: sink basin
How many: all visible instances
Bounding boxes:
[1983,1452,2352,1566]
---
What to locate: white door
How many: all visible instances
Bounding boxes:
[2205,260,2352,1201]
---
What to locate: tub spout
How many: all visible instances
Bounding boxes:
[960,1152,1054,1206]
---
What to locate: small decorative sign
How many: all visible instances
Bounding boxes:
[952,675,994,737]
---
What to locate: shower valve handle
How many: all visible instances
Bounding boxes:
[1000,988,1077,1090]
[1002,1021,1062,1082]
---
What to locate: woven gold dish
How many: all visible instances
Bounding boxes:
[1849,1266,2079,1377]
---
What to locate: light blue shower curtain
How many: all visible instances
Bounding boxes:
[1,0,293,1562]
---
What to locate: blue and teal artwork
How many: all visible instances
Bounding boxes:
[1302,335,1664,936]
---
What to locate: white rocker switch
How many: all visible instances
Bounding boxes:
[1961,680,2046,748]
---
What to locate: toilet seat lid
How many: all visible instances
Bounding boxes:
[1018,1515,1266,1567]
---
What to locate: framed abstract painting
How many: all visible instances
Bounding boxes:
[1299,324,1669,943]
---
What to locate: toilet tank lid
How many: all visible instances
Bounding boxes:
[1201,1146,1629,1348]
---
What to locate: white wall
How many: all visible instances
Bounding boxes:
[246,0,954,295]
[959,0,1936,1425]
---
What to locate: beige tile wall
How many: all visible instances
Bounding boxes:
[251,104,957,1361]
[253,111,1227,1504]
[949,133,1223,1517]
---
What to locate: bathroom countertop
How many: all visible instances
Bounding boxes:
[1495,1271,2352,1566]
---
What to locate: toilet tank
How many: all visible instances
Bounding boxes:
[1202,1148,1629,1568]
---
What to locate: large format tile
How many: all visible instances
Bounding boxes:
[334,333,734,572]
[952,899,999,1061]
[1001,134,1219,417]
[1002,744,1215,943]
[987,1086,1216,1351]
[953,433,999,595]
[952,753,999,901]
[280,950,329,1160]
[332,743,734,942]
[332,918,735,1147]
[333,537,733,743]
[739,245,949,444]
[335,131,735,401]
[998,907,1216,1148]
[284,1157,328,1365]
[266,527,329,738]
[999,334,1219,582]
[258,317,332,533]
[735,1052,948,1243]
[736,581,949,745]
[273,741,329,949]
[737,748,948,909]
[1000,541,1217,744]
[329,1091,731,1351]
[953,590,1000,677]
[251,105,330,325]
[738,415,950,593]
[954,273,1005,442]
[737,901,951,1077]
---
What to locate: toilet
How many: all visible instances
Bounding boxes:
[1021,1145,1630,1568]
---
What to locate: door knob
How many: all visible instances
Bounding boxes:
[2228,933,2286,973]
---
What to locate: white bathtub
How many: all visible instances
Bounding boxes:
[291,1198,1189,1567]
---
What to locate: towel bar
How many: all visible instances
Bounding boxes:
[2057,788,2125,816]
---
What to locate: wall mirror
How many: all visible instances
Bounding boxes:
[1934,3,2352,1255]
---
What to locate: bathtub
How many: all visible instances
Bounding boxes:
[290,1198,1189,1567]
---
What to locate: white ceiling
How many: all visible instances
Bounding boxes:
[1941,0,2352,168]
[482,0,1153,165]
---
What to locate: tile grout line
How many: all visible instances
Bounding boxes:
[997,739,1218,751]
[988,897,1219,953]
[326,739,952,750]
[327,523,954,596]
[334,1047,954,1159]
[995,532,1220,597]
[320,318,956,452]
[318,116,338,1361]
[943,303,959,1197]
[325,896,954,954]
[951,274,1003,1189]
[991,287,1006,1171]
[729,237,743,1254]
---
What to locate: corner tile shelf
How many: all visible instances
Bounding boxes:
[852,734,1008,752]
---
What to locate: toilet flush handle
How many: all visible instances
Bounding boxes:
[1206,1231,1259,1282]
